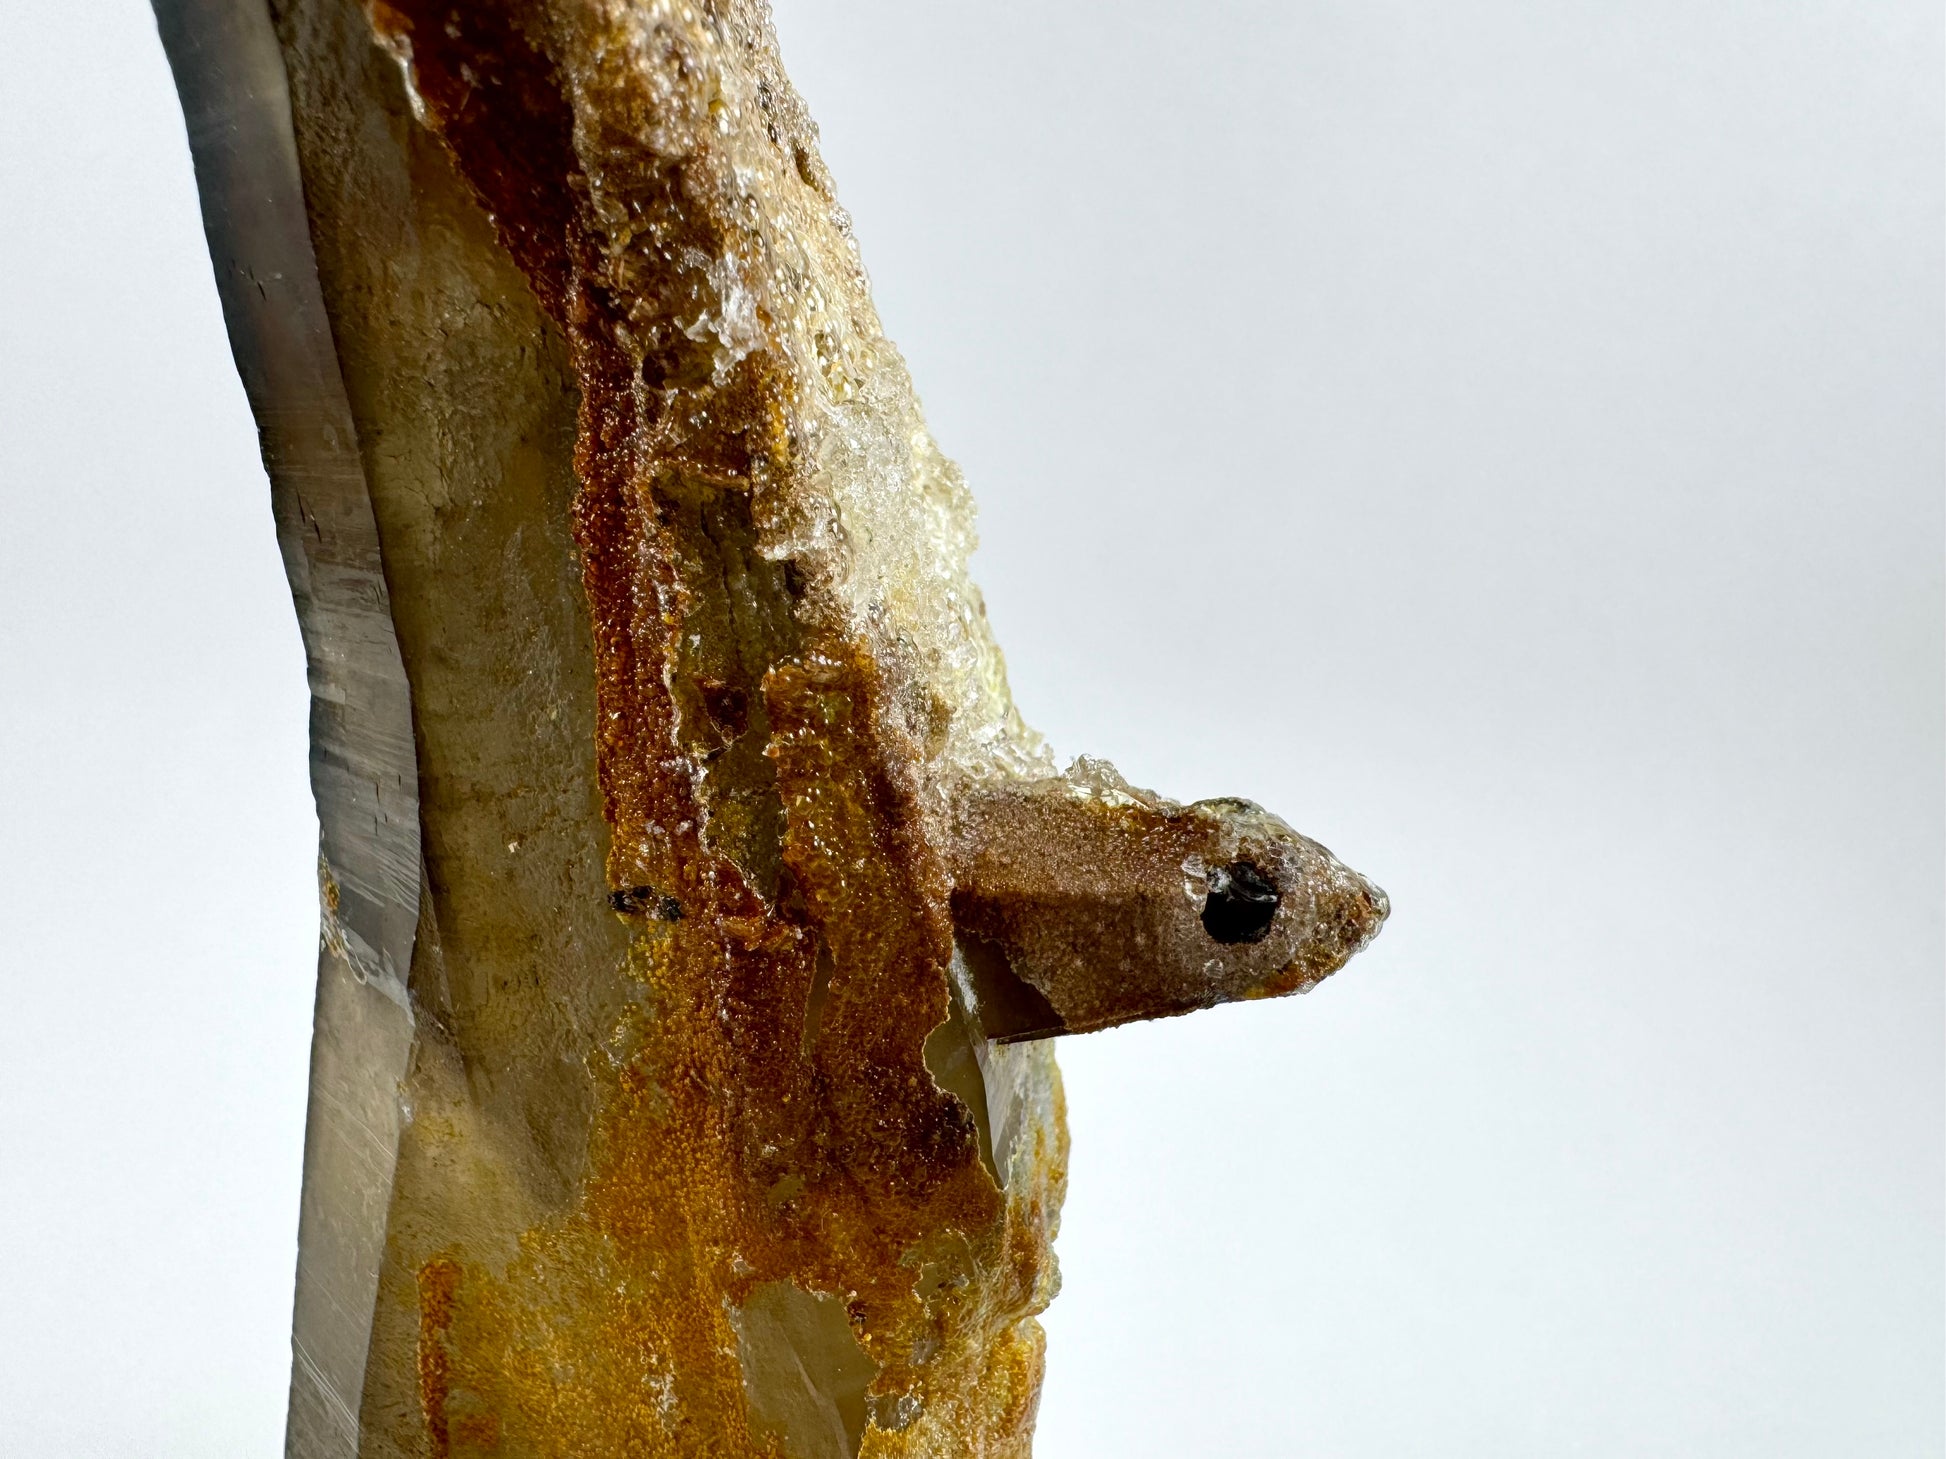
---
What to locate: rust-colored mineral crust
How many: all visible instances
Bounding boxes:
[158,1,1387,1455]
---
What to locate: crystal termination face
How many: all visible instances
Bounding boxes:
[157,1,1389,1455]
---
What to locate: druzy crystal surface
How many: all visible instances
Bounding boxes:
[158,2,1387,1453]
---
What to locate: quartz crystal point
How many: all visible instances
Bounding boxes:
[156,1,1389,1454]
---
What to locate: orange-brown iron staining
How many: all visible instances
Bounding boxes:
[169,0,1384,1452]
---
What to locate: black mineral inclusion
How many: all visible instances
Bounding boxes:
[1201,860,1280,944]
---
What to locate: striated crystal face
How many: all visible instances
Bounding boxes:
[160,0,1386,1454]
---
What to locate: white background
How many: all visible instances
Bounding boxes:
[1,1,1939,1454]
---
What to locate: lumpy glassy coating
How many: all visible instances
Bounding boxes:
[234,1,1387,1453]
